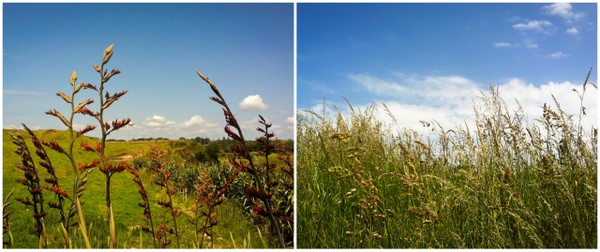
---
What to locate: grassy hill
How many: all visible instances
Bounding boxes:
[2,128,263,248]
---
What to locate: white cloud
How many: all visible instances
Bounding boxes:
[183,115,206,127]
[286,116,294,124]
[123,115,222,140]
[566,27,579,34]
[182,115,219,129]
[143,115,176,127]
[336,73,597,137]
[349,73,478,109]
[524,39,538,48]
[498,79,596,130]
[4,89,47,96]
[493,42,511,48]
[543,3,584,22]
[239,95,268,111]
[348,74,409,96]
[548,51,568,59]
[512,20,552,32]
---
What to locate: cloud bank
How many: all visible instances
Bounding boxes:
[308,73,597,137]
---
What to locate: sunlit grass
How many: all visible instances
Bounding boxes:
[298,84,597,248]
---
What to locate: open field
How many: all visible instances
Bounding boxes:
[297,86,597,248]
[2,129,277,248]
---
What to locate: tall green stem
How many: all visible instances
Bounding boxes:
[98,61,117,249]
[68,84,92,249]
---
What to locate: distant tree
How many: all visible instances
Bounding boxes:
[194,137,211,145]
[205,142,220,164]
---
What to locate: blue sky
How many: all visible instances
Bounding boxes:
[298,3,597,134]
[3,3,294,140]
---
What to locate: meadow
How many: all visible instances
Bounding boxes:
[2,129,292,248]
[297,83,597,248]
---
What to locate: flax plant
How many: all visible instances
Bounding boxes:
[128,166,157,248]
[148,145,181,248]
[188,172,221,248]
[44,68,97,248]
[10,127,49,247]
[23,124,80,248]
[79,44,132,248]
[254,116,294,244]
[196,70,287,247]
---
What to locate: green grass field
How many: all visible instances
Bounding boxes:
[2,129,264,248]
[297,86,597,248]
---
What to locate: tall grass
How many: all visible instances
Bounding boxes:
[298,80,596,248]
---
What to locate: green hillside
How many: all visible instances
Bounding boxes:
[2,128,262,248]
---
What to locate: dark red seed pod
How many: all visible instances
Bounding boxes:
[33,211,48,220]
[16,178,29,186]
[29,187,44,194]
[16,197,33,206]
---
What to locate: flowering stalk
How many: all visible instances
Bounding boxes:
[188,172,226,248]
[21,124,76,247]
[255,118,294,243]
[45,69,96,248]
[80,44,131,248]
[148,146,180,248]
[128,166,157,248]
[196,70,286,247]
[9,128,47,244]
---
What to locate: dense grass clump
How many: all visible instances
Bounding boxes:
[297,85,596,248]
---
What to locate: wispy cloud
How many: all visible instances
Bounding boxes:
[493,40,538,49]
[493,42,512,48]
[512,20,552,32]
[348,74,409,97]
[4,124,41,130]
[548,51,568,59]
[349,73,478,108]
[125,114,221,139]
[4,89,47,96]
[300,79,336,94]
[523,39,538,48]
[239,94,268,111]
[566,27,579,34]
[143,115,176,127]
[543,3,584,22]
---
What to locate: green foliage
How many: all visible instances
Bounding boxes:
[298,84,597,248]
